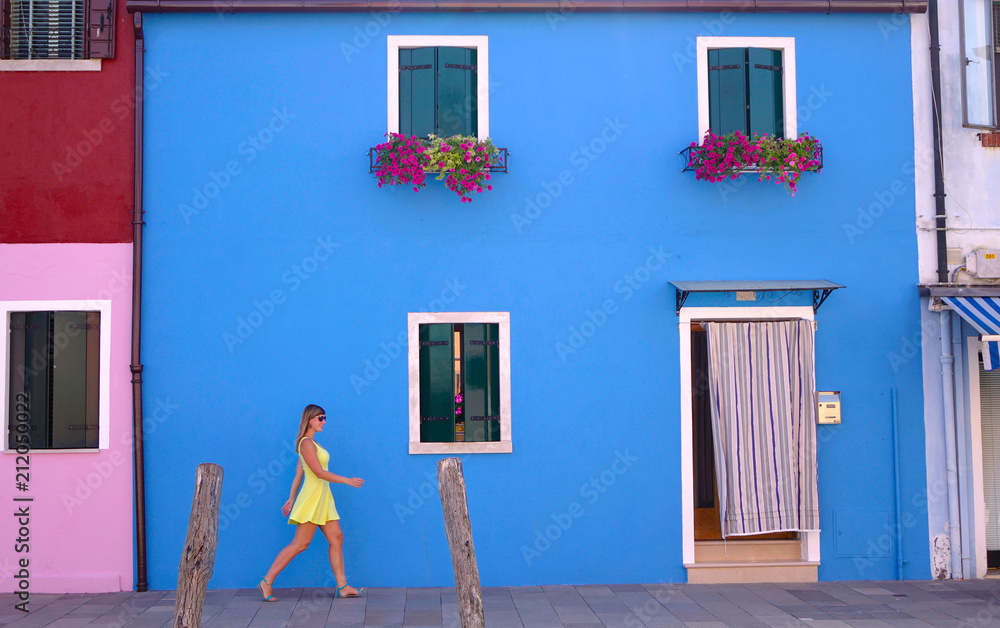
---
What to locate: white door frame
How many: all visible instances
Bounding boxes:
[679,306,820,565]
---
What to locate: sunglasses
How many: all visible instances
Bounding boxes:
[314,415,326,422]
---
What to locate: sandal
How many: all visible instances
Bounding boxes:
[335,584,365,598]
[257,578,277,602]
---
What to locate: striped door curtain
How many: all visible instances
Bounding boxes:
[705,320,820,537]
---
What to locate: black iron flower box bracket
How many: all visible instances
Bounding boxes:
[369,146,509,174]
[679,143,823,173]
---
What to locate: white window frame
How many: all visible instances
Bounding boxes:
[696,36,797,140]
[2,300,112,452]
[408,311,511,454]
[678,306,818,565]
[387,35,490,139]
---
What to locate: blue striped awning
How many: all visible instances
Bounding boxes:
[941,297,1000,371]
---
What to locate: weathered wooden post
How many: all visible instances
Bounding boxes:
[173,463,223,628]
[438,457,485,628]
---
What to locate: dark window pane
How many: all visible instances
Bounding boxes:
[7,310,99,449]
[419,323,455,443]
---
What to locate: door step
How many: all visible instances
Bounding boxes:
[695,539,802,562]
[685,560,819,584]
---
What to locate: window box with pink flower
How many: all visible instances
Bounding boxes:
[681,130,823,196]
[369,134,508,203]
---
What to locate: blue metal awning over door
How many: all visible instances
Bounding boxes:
[940,296,1000,371]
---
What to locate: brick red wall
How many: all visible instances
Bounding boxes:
[0,0,134,244]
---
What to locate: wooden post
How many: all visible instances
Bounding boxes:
[437,457,485,628]
[173,463,224,628]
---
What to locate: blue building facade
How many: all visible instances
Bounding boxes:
[134,5,931,589]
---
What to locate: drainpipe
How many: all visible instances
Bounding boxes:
[952,313,971,577]
[891,387,904,579]
[131,10,149,593]
[940,310,963,579]
[928,0,948,284]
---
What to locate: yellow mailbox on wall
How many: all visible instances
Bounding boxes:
[817,391,841,424]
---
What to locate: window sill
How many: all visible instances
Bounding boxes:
[409,441,512,454]
[0,59,101,72]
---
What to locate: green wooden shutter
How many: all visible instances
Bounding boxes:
[708,48,748,136]
[436,46,477,138]
[399,47,436,137]
[748,48,784,138]
[462,323,500,442]
[51,312,90,449]
[419,323,455,443]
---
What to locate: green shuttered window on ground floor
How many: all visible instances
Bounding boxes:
[399,46,478,138]
[419,322,500,443]
[708,47,784,138]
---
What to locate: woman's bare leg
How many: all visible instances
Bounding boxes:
[320,520,359,595]
[261,523,317,597]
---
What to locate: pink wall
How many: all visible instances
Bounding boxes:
[0,243,134,593]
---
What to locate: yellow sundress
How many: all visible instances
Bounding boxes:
[288,437,340,525]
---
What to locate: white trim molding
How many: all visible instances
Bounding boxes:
[0,59,101,72]
[678,306,817,565]
[408,311,511,454]
[2,300,112,452]
[387,35,490,139]
[696,36,797,140]
[968,336,989,578]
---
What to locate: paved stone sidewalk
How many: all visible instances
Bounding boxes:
[2,580,1000,628]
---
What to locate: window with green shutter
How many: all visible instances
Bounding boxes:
[399,46,478,138]
[418,322,500,444]
[708,47,784,138]
[409,312,511,454]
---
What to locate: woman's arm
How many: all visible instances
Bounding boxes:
[281,457,304,516]
[299,439,365,488]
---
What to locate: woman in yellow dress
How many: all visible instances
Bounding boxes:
[258,404,365,600]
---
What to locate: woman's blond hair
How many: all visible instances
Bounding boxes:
[294,404,326,451]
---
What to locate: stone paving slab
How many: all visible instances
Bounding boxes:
[2,581,1000,627]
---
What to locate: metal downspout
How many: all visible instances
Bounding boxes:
[952,312,972,577]
[892,387,904,579]
[131,11,149,593]
[929,0,962,579]
[940,311,963,578]
[928,0,948,285]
